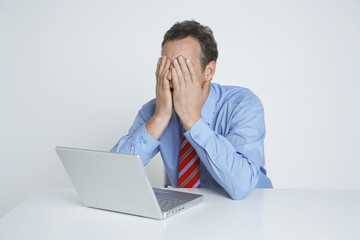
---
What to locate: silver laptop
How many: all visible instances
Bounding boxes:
[55,146,203,220]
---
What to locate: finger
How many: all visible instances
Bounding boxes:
[159,59,171,83]
[171,67,179,90]
[178,56,191,83]
[163,59,171,76]
[173,58,185,86]
[159,59,170,80]
[158,56,167,77]
[157,68,168,92]
[162,69,170,89]
[162,69,173,96]
[186,58,197,82]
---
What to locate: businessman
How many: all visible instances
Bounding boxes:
[111,20,272,199]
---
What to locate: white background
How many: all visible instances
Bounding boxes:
[1,0,359,217]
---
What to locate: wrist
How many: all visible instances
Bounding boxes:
[152,112,172,124]
[182,115,202,132]
[146,114,172,140]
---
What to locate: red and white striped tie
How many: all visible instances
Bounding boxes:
[178,136,200,188]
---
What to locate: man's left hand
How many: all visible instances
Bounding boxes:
[171,56,208,131]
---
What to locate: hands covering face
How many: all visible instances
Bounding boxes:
[154,56,173,121]
[155,55,207,131]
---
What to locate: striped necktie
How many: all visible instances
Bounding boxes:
[178,136,200,188]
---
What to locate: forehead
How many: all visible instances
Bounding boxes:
[161,36,201,63]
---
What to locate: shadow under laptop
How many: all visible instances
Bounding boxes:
[74,206,166,239]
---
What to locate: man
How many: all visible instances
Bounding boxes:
[111,20,272,200]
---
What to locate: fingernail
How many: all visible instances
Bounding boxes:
[186,58,190,63]
[174,59,178,64]
[179,56,183,61]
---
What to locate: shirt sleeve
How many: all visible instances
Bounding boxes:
[110,107,160,166]
[183,100,265,200]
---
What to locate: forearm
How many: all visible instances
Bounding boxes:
[145,114,171,140]
[111,124,160,165]
[184,119,262,200]
[111,109,160,165]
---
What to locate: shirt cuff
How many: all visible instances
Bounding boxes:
[183,118,213,147]
[131,124,160,154]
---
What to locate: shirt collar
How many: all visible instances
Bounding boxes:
[201,83,217,125]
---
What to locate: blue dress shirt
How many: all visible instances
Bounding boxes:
[111,83,272,199]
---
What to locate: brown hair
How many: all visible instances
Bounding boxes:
[162,20,218,71]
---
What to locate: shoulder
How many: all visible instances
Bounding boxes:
[211,83,266,138]
[142,98,156,109]
[212,83,263,109]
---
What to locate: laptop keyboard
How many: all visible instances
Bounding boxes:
[154,192,187,212]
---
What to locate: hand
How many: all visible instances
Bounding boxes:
[154,55,173,121]
[172,56,209,131]
[145,56,173,140]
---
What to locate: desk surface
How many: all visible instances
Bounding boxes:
[0,188,359,240]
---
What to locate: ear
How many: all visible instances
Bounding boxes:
[204,61,216,82]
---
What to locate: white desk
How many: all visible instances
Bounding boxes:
[0,188,359,240]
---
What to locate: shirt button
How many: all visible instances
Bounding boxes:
[194,135,199,139]
[143,140,147,144]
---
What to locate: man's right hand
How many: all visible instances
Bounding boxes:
[145,56,173,140]
[154,55,173,120]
